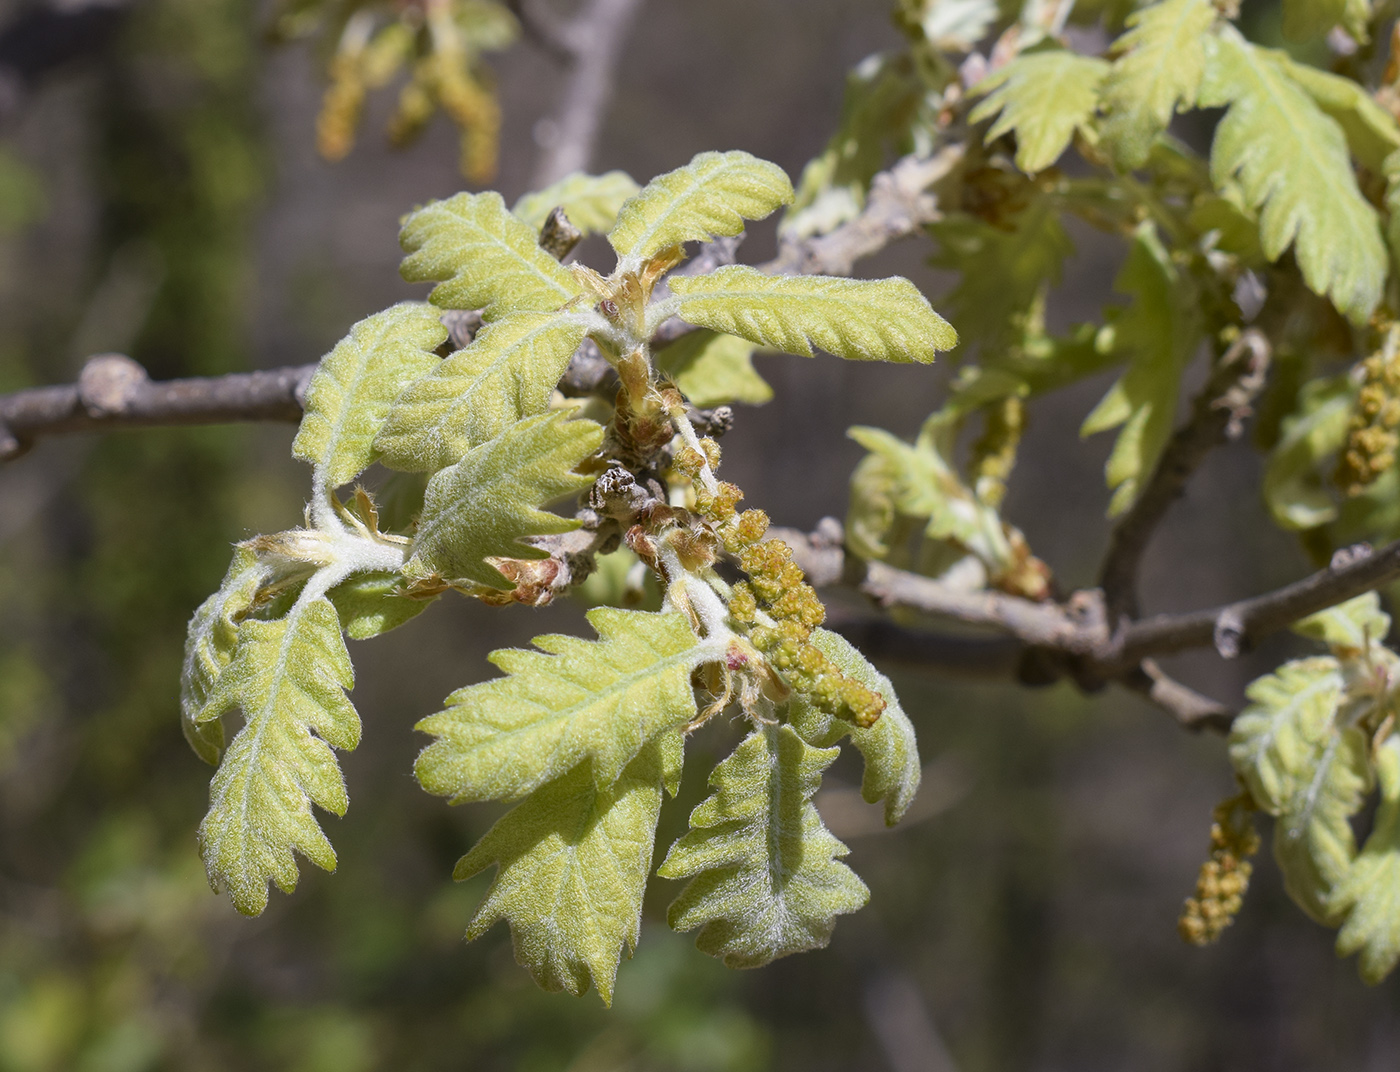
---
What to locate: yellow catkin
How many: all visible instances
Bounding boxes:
[970,395,1025,510]
[316,52,366,161]
[1179,792,1260,946]
[1337,327,1400,497]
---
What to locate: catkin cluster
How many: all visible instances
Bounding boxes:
[1336,334,1400,497]
[683,439,885,729]
[1179,794,1259,946]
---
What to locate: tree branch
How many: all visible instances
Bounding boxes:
[1098,329,1271,623]
[529,0,647,189]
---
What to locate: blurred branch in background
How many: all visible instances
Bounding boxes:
[0,0,132,122]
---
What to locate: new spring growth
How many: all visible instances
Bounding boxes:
[1337,324,1400,497]
[1179,792,1260,946]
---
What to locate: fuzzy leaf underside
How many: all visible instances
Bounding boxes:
[1080,221,1200,516]
[1200,29,1386,323]
[791,629,921,826]
[291,302,446,488]
[655,329,773,406]
[405,412,603,590]
[399,191,583,316]
[969,51,1109,174]
[414,607,702,802]
[195,596,359,917]
[327,571,434,641]
[659,724,869,968]
[1332,738,1400,984]
[669,266,956,364]
[511,171,641,233]
[180,547,267,765]
[373,312,588,472]
[1100,0,1216,168]
[1229,656,1369,923]
[607,151,794,265]
[1293,592,1392,656]
[453,739,673,1005]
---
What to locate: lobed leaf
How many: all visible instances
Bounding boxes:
[659,723,869,967]
[511,171,641,233]
[180,547,267,765]
[292,302,446,488]
[1263,373,1354,530]
[373,311,589,472]
[790,629,921,826]
[1229,656,1369,923]
[1200,28,1386,323]
[1278,56,1400,172]
[414,607,703,802]
[326,571,434,641]
[453,738,675,1005]
[1293,592,1392,657]
[1099,0,1216,169]
[669,266,956,364]
[1080,221,1201,517]
[195,596,360,916]
[969,51,1109,174]
[405,412,603,590]
[1332,737,1400,984]
[399,191,583,316]
[608,151,793,267]
[654,329,773,406]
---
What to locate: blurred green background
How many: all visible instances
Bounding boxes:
[2,1,1400,1069]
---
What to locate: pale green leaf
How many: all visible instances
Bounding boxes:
[1100,0,1216,169]
[1282,0,1347,40]
[1332,737,1400,984]
[1263,374,1354,530]
[180,547,266,765]
[845,447,903,562]
[453,737,673,1004]
[969,51,1110,174]
[655,329,773,406]
[1200,28,1386,323]
[399,191,583,316]
[1229,656,1370,923]
[1080,221,1200,517]
[1276,56,1400,172]
[292,302,446,488]
[1293,593,1392,656]
[608,151,794,266]
[659,723,869,967]
[195,596,359,916]
[373,311,589,472]
[405,412,603,590]
[326,571,434,641]
[920,0,999,51]
[669,266,956,364]
[1386,150,1400,269]
[511,171,641,233]
[928,201,1073,353]
[414,607,703,801]
[790,629,920,826]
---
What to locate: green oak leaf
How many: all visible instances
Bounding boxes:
[1293,592,1392,657]
[180,546,267,765]
[1263,373,1354,530]
[453,737,676,1005]
[1080,220,1201,517]
[414,607,704,801]
[659,723,869,968]
[1277,56,1400,172]
[1100,0,1216,169]
[399,191,584,317]
[969,51,1110,174]
[1229,655,1370,923]
[608,151,793,268]
[373,311,590,472]
[292,302,446,489]
[195,596,359,916]
[1200,28,1386,323]
[655,329,773,406]
[511,170,641,233]
[1332,737,1400,984]
[668,266,955,364]
[405,412,603,590]
[790,629,920,826]
[1282,0,1348,40]
[326,571,434,640]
